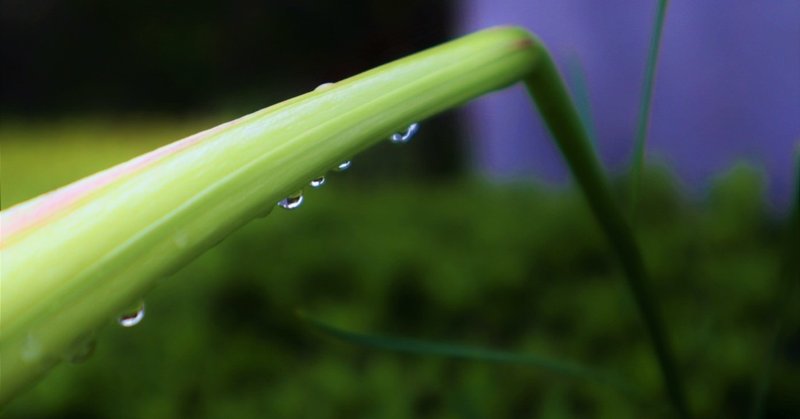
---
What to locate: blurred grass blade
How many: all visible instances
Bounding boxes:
[749,284,798,419]
[629,0,670,217]
[298,312,635,397]
[749,152,800,419]
[565,52,598,149]
[0,27,542,404]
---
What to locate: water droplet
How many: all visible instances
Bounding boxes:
[63,333,97,364]
[335,160,352,171]
[315,82,335,91]
[118,302,146,327]
[254,200,275,219]
[172,231,189,248]
[277,191,304,210]
[389,122,420,144]
[310,177,326,188]
[21,334,43,363]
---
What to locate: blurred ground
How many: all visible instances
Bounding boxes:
[1,122,797,418]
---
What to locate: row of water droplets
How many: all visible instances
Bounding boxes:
[111,84,419,334]
[24,108,419,367]
[277,82,420,211]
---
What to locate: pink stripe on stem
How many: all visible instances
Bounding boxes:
[0,120,236,246]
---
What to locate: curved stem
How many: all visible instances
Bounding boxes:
[524,53,691,419]
[0,27,542,405]
[1,26,690,418]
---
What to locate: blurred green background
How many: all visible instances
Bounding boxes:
[1,122,797,418]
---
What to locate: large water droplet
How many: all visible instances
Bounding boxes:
[315,82,335,91]
[390,122,420,144]
[335,160,352,171]
[278,191,304,210]
[310,177,326,188]
[118,302,146,327]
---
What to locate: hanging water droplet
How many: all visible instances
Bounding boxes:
[310,176,326,188]
[315,82,335,91]
[63,333,97,364]
[256,206,274,219]
[277,191,304,210]
[21,333,43,363]
[65,341,96,363]
[389,122,420,144]
[335,160,352,171]
[118,302,146,327]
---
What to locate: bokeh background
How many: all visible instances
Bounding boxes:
[1,0,798,418]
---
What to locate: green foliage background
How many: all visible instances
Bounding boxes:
[1,123,797,418]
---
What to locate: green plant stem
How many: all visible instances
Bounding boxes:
[0,25,689,417]
[0,27,541,405]
[524,53,691,419]
[630,0,670,217]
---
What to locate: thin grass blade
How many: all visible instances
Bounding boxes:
[298,311,636,398]
[629,0,671,217]
[749,151,800,419]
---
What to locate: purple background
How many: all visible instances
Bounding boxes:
[456,0,800,209]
